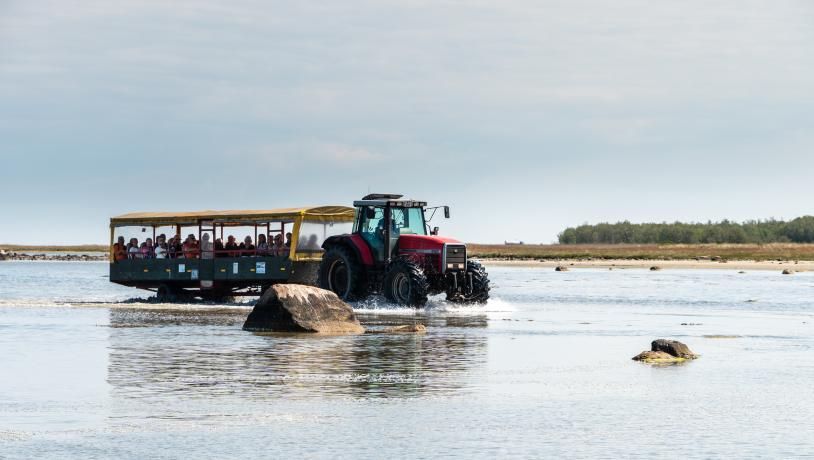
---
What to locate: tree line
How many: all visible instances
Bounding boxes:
[558,217,814,244]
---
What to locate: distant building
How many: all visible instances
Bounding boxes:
[504,240,524,245]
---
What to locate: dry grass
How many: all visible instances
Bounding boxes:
[467,243,814,261]
[0,244,108,253]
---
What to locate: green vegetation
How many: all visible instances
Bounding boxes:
[467,243,814,261]
[558,217,814,245]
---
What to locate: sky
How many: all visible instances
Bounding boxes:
[1,0,813,244]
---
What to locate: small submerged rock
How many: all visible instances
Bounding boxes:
[782,269,795,275]
[651,339,698,358]
[649,266,662,271]
[632,351,677,363]
[367,324,427,334]
[555,266,569,272]
[633,339,699,363]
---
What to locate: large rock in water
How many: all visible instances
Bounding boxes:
[243,284,364,334]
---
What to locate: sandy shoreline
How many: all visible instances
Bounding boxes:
[481,258,814,271]
[1,254,811,271]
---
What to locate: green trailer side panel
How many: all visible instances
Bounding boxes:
[213,257,291,281]
[110,257,292,285]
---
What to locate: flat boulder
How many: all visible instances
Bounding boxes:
[632,350,683,363]
[243,284,364,334]
[367,324,427,334]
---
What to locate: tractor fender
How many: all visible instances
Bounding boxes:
[322,235,374,266]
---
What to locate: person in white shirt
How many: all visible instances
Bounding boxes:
[201,233,214,259]
[127,238,140,259]
[155,243,167,259]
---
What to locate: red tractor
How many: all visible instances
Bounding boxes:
[317,194,490,306]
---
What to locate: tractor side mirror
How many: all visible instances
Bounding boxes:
[444,206,450,219]
[431,227,439,235]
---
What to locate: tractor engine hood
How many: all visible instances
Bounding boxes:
[397,234,463,250]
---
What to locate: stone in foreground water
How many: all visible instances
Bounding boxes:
[243,284,364,334]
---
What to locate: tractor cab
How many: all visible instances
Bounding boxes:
[318,193,490,307]
[353,194,429,263]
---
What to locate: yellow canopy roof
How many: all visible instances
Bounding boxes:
[110,206,355,226]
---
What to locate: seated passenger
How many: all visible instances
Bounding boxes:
[182,234,199,259]
[155,234,167,253]
[285,232,292,248]
[127,238,140,259]
[138,242,149,259]
[113,236,127,262]
[240,236,255,256]
[214,238,225,257]
[155,242,167,259]
[201,234,214,259]
[165,236,174,258]
[225,235,239,257]
[273,233,288,257]
[256,234,269,255]
[170,235,183,258]
[144,238,154,259]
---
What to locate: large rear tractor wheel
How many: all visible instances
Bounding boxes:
[383,258,429,307]
[318,246,367,301]
[447,259,490,304]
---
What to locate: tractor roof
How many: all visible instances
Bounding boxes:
[354,194,427,208]
[362,193,403,200]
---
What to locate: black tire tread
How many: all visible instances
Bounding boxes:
[318,245,368,301]
[383,257,429,307]
[447,259,490,304]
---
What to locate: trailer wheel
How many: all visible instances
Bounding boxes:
[156,284,179,302]
[318,246,367,301]
[447,259,490,304]
[383,258,429,307]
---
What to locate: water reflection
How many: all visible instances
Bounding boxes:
[107,307,488,400]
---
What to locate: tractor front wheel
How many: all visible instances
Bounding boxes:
[318,246,367,301]
[447,259,490,304]
[383,258,429,307]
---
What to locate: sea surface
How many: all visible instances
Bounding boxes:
[1,261,813,458]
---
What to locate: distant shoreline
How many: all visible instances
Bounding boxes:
[468,243,814,262]
[4,243,814,271]
[481,258,811,272]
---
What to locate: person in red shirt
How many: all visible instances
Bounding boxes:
[182,234,200,259]
[113,236,127,262]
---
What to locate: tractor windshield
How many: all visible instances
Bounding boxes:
[392,207,426,236]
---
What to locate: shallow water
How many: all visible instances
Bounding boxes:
[1,262,813,458]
